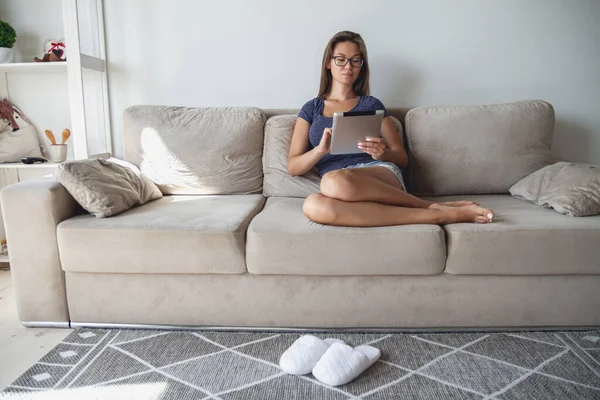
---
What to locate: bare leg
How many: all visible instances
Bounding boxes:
[303,193,493,227]
[321,168,477,209]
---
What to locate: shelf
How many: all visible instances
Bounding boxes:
[0,254,8,263]
[0,62,68,73]
[0,162,60,169]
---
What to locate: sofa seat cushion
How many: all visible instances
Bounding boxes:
[441,195,600,275]
[57,194,265,274]
[246,197,446,276]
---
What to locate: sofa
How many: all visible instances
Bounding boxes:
[2,100,600,330]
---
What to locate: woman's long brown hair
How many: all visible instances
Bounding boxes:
[317,31,370,99]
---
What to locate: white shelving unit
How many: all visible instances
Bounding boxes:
[0,0,112,162]
[0,0,112,263]
[0,62,68,73]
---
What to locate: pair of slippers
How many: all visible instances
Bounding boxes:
[279,335,381,386]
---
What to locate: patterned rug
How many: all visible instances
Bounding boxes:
[1,329,600,399]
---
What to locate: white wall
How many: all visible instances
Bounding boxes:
[3,0,600,164]
[103,0,600,163]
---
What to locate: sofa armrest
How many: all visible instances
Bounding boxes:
[1,179,80,326]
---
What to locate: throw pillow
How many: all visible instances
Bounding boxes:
[55,158,163,218]
[509,161,600,217]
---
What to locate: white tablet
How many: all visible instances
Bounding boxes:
[330,110,384,155]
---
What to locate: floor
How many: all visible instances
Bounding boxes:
[0,268,72,390]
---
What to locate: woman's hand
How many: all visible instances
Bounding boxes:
[316,127,332,155]
[358,137,387,160]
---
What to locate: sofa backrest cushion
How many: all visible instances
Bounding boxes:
[405,100,555,196]
[263,115,404,197]
[123,105,266,195]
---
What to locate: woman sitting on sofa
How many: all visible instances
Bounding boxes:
[288,30,494,227]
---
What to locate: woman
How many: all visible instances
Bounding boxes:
[288,31,494,227]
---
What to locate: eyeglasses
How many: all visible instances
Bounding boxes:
[331,56,363,68]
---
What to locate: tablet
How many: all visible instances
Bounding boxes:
[330,110,384,155]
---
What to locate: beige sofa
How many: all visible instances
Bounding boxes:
[3,101,600,330]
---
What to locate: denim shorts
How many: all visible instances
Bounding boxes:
[343,160,407,191]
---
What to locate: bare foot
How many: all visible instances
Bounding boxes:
[437,205,494,224]
[429,201,478,209]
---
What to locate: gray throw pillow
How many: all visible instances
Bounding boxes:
[509,161,600,217]
[55,158,163,218]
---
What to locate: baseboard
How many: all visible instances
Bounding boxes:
[68,322,600,333]
[21,321,70,328]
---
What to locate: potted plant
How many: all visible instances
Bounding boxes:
[0,20,17,64]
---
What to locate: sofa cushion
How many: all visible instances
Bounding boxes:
[441,194,600,275]
[510,161,600,217]
[123,105,266,195]
[406,100,555,196]
[246,197,446,276]
[57,194,265,274]
[262,115,404,198]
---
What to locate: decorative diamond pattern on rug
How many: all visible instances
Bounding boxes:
[235,334,301,364]
[504,331,566,347]
[496,372,600,400]
[420,351,526,395]
[162,351,281,394]
[587,350,600,364]
[97,371,208,399]
[199,332,281,348]
[583,335,600,344]
[64,329,109,345]
[319,360,408,396]
[32,372,52,382]
[362,373,484,399]
[10,363,71,389]
[412,332,486,348]
[39,343,92,366]
[219,374,349,400]
[4,329,600,399]
[111,329,168,345]
[68,346,152,388]
[567,330,600,350]
[538,351,600,389]
[375,335,453,370]
[59,350,78,359]
[114,332,224,368]
[462,334,565,369]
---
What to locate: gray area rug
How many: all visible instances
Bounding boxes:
[2,329,600,399]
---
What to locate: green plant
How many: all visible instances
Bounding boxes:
[0,21,16,49]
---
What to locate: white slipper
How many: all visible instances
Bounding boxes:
[312,343,381,386]
[279,335,345,375]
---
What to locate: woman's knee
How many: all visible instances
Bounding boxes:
[320,170,359,200]
[303,193,337,224]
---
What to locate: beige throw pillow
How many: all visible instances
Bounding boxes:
[509,161,600,217]
[55,158,163,218]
